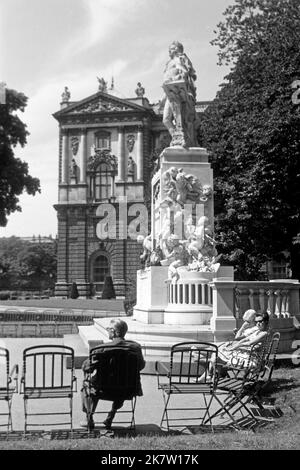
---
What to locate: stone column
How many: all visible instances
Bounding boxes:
[117,127,125,181]
[137,126,143,181]
[79,129,87,183]
[61,130,69,184]
[54,207,69,297]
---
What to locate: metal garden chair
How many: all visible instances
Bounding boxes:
[84,346,142,431]
[239,331,281,411]
[207,331,281,428]
[155,341,225,432]
[20,345,77,434]
[0,347,18,433]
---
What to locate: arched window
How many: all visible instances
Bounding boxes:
[95,131,111,150]
[92,254,110,293]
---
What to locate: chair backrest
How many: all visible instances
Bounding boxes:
[0,347,9,390]
[22,345,75,390]
[88,346,141,400]
[259,331,281,381]
[168,342,219,386]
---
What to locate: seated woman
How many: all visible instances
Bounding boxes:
[192,309,257,362]
[196,312,270,382]
[232,309,258,340]
[218,311,270,370]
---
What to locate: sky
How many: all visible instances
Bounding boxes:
[0,0,232,237]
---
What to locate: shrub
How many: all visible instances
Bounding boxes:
[70,282,79,299]
[0,291,10,300]
[101,276,116,299]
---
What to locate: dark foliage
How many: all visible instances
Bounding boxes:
[0,88,40,226]
[201,0,300,279]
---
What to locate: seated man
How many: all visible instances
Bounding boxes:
[80,319,145,430]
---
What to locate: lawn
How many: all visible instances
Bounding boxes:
[0,298,125,312]
[0,365,299,450]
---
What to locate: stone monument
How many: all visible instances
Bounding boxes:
[133,41,234,332]
[76,43,300,358]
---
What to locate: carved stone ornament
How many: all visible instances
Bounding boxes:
[126,134,136,153]
[160,166,204,207]
[71,136,79,156]
[72,98,131,114]
[87,149,118,173]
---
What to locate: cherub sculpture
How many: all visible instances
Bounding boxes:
[185,215,217,261]
[164,234,189,282]
[137,234,152,268]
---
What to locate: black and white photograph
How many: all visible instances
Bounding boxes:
[0,0,300,455]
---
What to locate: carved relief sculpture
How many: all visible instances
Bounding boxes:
[126,134,136,153]
[160,166,206,208]
[87,149,118,174]
[71,136,79,156]
[72,98,130,114]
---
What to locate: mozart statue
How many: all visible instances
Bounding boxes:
[162,41,198,147]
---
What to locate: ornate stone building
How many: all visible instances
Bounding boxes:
[53,82,210,298]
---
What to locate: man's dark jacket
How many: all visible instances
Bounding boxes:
[82,337,145,400]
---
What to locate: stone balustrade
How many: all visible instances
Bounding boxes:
[210,278,300,350]
[233,281,299,319]
[168,280,213,306]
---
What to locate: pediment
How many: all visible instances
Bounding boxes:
[54,91,147,118]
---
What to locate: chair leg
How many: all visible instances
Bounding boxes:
[69,395,73,434]
[130,397,137,430]
[8,399,13,432]
[23,397,28,436]
[207,393,244,430]
[160,393,171,431]
[201,394,215,432]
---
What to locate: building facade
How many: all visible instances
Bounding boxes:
[53,83,210,298]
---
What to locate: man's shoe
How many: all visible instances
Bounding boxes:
[103,418,112,429]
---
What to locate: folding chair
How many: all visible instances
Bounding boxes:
[20,345,77,434]
[84,346,142,431]
[240,332,281,411]
[0,347,18,432]
[208,332,281,428]
[155,341,223,432]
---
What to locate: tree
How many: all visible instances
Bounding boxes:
[101,276,116,299]
[0,87,40,226]
[201,0,300,279]
[70,282,79,299]
[0,237,57,290]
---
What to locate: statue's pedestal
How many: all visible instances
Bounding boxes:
[152,147,214,244]
[133,266,168,324]
[133,265,234,326]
